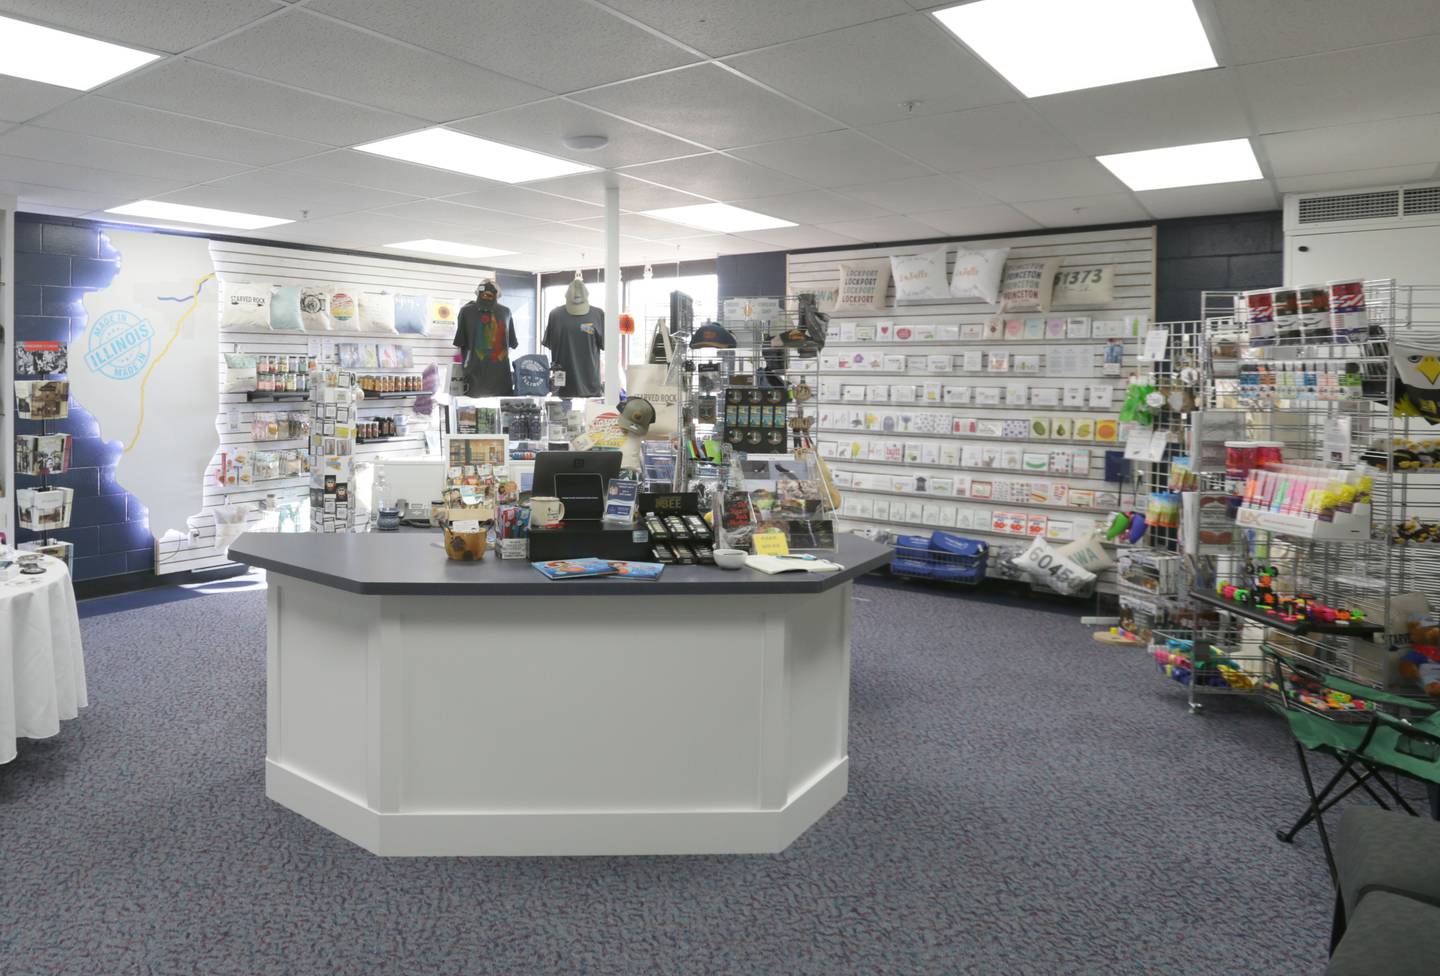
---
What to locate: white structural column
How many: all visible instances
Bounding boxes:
[603,180,621,402]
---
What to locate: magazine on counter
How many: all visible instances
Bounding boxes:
[605,560,665,580]
[532,558,618,580]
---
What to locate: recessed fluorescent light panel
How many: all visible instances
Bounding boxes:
[356,128,596,184]
[385,239,515,259]
[0,15,160,90]
[933,0,1217,97]
[1096,138,1262,192]
[640,204,795,234]
[106,200,292,230]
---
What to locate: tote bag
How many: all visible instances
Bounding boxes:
[625,362,680,436]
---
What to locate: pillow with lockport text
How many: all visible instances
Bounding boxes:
[1051,265,1115,307]
[220,281,273,330]
[949,248,1009,304]
[830,261,891,314]
[890,247,950,303]
[998,257,1061,313]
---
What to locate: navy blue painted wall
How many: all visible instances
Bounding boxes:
[13,216,149,581]
[1155,211,1284,321]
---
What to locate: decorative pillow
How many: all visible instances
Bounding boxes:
[998,257,1061,313]
[394,293,428,334]
[358,291,396,333]
[269,286,304,332]
[220,281,272,330]
[949,248,1009,304]
[831,261,891,314]
[299,285,331,331]
[428,295,460,336]
[890,247,950,302]
[1052,265,1116,307]
[223,353,257,393]
[328,287,359,330]
[1056,531,1114,572]
[1012,536,1095,595]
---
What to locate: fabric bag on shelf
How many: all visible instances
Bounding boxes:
[890,247,950,302]
[949,248,1010,304]
[625,361,680,436]
[220,281,273,330]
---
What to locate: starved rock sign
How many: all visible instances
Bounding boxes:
[71,230,218,536]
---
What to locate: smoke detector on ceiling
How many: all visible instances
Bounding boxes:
[562,134,609,151]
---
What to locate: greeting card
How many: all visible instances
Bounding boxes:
[1005,384,1028,406]
[1066,317,1091,339]
[984,318,1004,340]
[1023,318,1045,340]
[1004,319,1025,341]
[960,322,985,341]
[1031,387,1060,407]
[1030,417,1052,439]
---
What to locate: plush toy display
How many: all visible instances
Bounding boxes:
[1400,614,1440,696]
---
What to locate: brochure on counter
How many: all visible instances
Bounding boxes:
[532,558,666,581]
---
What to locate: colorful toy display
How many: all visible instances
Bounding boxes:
[1265,671,1376,713]
[1400,615,1440,697]
[1213,563,1371,631]
[1391,518,1440,546]
[1151,637,1256,690]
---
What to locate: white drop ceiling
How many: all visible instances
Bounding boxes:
[0,0,1438,272]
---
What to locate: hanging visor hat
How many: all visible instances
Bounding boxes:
[616,396,658,435]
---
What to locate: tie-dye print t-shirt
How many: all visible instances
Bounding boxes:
[453,300,518,397]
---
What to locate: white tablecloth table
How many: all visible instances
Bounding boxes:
[0,554,86,764]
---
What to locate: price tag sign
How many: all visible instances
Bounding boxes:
[753,531,790,556]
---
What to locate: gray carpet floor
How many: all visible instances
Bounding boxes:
[1,574,1338,975]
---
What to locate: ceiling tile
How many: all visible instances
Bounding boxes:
[1213,0,1440,65]
[621,153,812,200]
[573,64,839,150]
[308,0,696,92]
[525,221,644,248]
[28,96,328,166]
[269,150,494,197]
[1260,115,1440,178]
[864,103,1078,172]
[0,154,186,198]
[659,232,776,256]
[257,211,445,247]
[1029,69,1252,156]
[1136,180,1279,219]
[961,158,1127,203]
[513,171,709,212]
[815,214,941,244]
[596,0,910,57]
[1274,164,1440,195]
[0,77,78,125]
[732,130,928,187]
[725,13,1014,126]
[1238,35,1440,134]
[1012,193,1151,228]
[728,190,890,224]
[0,180,130,214]
[154,169,418,221]
[836,174,993,213]
[366,200,548,234]
[99,60,422,146]
[906,204,1043,237]
[451,99,701,169]
[0,125,251,184]
[0,0,284,53]
[193,10,548,122]
[568,214,707,241]
[441,185,602,221]
[734,225,864,249]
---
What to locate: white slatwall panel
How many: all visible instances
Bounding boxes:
[156,242,498,575]
[789,226,1157,590]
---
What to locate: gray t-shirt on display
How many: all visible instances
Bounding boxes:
[543,306,604,397]
[453,300,517,397]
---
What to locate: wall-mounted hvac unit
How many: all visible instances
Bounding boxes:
[1284,181,1440,286]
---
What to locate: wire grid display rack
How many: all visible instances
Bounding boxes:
[1156,279,1440,714]
[668,296,836,537]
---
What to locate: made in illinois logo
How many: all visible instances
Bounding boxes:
[85,309,153,380]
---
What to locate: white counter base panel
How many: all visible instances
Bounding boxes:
[265,575,854,856]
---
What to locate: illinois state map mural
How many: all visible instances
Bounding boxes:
[70,230,218,537]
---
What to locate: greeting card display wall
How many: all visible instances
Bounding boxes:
[1154,279,1440,711]
[788,227,1157,590]
[157,242,484,575]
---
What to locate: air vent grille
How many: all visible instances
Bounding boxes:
[1403,185,1440,216]
[1297,190,1400,224]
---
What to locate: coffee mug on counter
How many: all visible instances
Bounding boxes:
[528,496,566,528]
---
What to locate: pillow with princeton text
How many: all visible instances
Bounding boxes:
[998,257,1061,313]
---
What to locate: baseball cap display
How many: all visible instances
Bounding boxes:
[690,321,737,349]
[617,396,657,435]
[512,354,551,396]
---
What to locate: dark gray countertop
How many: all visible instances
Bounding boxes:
[228,531,892,596]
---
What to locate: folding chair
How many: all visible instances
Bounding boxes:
[1267,647,1440,882]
